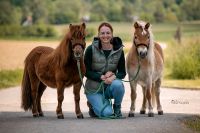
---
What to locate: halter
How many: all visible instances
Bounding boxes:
[71,39,85,60]
[133,40,150,57]
[134,40,149,49]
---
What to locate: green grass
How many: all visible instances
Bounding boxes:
[181,115,200,132]
[162,79,200,90]
[0,69,23,89]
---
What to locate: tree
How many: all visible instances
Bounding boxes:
[180,0,200,21]
[0,0,21,25]
[48,0,82,24]
[90,0,109,21]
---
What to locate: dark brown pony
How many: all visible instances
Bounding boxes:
[21,23,86,119]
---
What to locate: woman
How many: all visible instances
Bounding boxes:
[84,22,126,118]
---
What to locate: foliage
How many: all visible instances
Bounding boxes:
[166,38,200,79]
[182,115,200,132]
[180,0,200,21]
[0,25,57,38]
[86,27,96,39]
[0,69,23,89]
[0,0,200,25]
[0,0,22,25]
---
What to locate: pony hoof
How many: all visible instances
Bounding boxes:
[57,114,64,119]
[128,113,135,117]
[158,111,164,115]
[39,113,44,117]
[77,114,84,119]
[33,114,39,117]
[140,110,146,114]
[148,112,154,117]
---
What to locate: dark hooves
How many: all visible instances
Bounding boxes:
[128,113,135,117]
[33,114,39,117]
[158,111,164,115]
[77,114,84,119]
[57,114,64,119]
[39,113,44,117]
[140,110,146,114]
[148,112,154,117]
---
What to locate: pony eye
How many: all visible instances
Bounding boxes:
[134,36,137,39]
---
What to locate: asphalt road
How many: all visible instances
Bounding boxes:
[0,83,200,133]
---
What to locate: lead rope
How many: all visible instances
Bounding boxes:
[120,57,141,82]
[76,59,113,119]
[76,57,140,119]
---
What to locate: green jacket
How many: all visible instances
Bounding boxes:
[84,37,126,94]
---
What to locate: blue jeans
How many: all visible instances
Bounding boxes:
[86,79,125,117]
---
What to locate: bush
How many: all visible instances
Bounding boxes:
[168,38,200,79]
[22,25,57,37]
[0,25,21,36]
[86,28,96,39]
[0,25,57,38]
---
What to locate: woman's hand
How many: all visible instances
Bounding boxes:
[104,74,116,84]
[105,71,114,78]
[100,75,106,81]
[101,71,116,84]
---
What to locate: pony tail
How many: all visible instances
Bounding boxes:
[21,65,32,111]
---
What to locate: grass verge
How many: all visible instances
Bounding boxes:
[181,115,200,132]
[0,69,23,89]
[0,69,199,90]
[162,79,200,90]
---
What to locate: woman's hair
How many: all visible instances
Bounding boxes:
[98,22,113,33]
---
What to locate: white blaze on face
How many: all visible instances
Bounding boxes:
[141,27,147,35]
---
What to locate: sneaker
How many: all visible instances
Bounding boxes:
[113,104,122,117]
[87,101,97,118]
[89,108,98,118]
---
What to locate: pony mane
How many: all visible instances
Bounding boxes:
[54,29,72,67]
[147,25,155,68]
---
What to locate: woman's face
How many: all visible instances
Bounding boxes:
[98,26,113,44]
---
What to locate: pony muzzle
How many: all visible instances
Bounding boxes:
[73,44,84,60]
[139,51,147,59]
[137,46,148,59]
[135,43,149,59]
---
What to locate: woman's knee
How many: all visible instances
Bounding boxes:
[112,80,125,94]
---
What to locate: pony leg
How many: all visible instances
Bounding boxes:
[128,81,137,117]
[155,79,163,115]
[37,82,47,117]
[29,73,40,117]
[146,84,154,117]
[140,86,147,114]
[73,82,84,119]
[56,84,65,119]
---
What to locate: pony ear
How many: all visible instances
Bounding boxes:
[145,22,150,29]
[134,22,139,28]
[69,24,72,29]
[82,23,86,29]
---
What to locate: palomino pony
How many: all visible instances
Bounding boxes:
[21,23,86,119]
[126,21,164,117]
